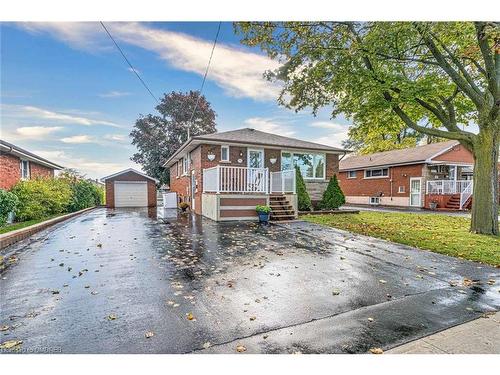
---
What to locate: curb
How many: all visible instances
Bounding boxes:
[0,206,98,250]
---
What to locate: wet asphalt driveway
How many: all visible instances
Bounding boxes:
[1,207,499,354]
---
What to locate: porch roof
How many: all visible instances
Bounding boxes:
[339,140,460,171]
[164,128,349,168]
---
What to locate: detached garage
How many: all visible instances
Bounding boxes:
[101,169,158,208]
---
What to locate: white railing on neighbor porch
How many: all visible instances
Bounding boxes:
[270,169,296,193]
[203,166,296,194]
[427,180,471,195]
[203,165,268,193]
[427,179,473,209]
[459,181,473,210]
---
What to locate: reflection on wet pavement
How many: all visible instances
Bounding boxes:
[0,208,498,354]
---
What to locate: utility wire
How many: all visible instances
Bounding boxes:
[187,22,222,138]
[100,21,159,104]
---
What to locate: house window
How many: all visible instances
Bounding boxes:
[178,159,183,177]
[20,160,30,180]
[370,197,381,205]
[398,186,405,193]
[183,157,189,175]
[281,151,326,179]
[364,168,389,178]
[221,145,229,162]
[347,171,357,179]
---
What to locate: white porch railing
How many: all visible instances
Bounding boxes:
[427,180,472,195]
[203,166,296,194]
[459,181,473,210]
[270,169,296,193]
[427,179,473,210]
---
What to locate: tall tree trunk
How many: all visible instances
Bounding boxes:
[470,126,499,235]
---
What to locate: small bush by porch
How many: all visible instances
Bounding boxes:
[303,211,500,266]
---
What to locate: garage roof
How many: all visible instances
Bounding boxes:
[100,168,158,183]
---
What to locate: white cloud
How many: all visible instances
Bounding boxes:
[99,90,131,98]
[17,22,281,101]
[310,131,350,149]
[60,135,95,144]
[104,134,128,142]
[32,150,140,179]
[2,104,123,128]
[243,117,296,136]
[16,126,63,137]
[310,121,348,133]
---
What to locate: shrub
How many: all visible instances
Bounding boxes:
[255,205,271,214]
[319,174,345,210]
[10,178,72,221]
[68,180,99,212]
[295,166,312,211]
[0,190,19,226]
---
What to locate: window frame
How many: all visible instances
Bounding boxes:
[220,145,230,162]
[20,159,30,180]
[398,185,405,193]
[182,156,189,175]
[280,150,326,180]
[347,170,357,179]
[364,168,389,179]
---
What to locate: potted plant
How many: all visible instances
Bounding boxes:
[255,205,271,223]
[179,202,190,212]
[429,199,438,210]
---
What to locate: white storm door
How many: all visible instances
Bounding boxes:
[114,181,148,207]
[409,178,422,207]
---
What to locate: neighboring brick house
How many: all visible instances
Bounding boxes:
[338,141,476,210]
[164,128,348,221]
[0,139,63,190]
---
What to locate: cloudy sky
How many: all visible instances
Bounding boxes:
[1,22,352,178]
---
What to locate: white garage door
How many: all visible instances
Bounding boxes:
[114,181,148,207]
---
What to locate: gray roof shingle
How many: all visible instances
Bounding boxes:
[194,128,347,152]
[339,140,459,170]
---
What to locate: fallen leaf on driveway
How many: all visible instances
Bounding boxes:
[0,340,23,349]
[378,280,387,284]
[487,279,495,285]
[203,342,211,349]
[97,244,102,248]
[0,325,9,331]
[369,347,383,354]
[145,331,154,338]
[236,344,247,353]
[186,313,195,321]
[107,314,117,320]
[332,289,341,296]
[51,290,60,294]
[249,316,256,321]
[367,317,374,322]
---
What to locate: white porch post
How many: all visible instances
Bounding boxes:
[216,165,220,194]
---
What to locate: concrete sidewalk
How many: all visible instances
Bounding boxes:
[387,311,500,354]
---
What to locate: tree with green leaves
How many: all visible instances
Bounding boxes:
[130,90,217,186]
[235,22,499,235]
[319,174,345,210]
[295,166,312,211]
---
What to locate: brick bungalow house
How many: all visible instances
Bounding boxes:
[338,140,476,210]
[165,128,348,221]
[0,139,63,190]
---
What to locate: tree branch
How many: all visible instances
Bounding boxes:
[414,23,485,108]
[475,22,499,101]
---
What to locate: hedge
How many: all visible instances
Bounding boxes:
[319,174,345,210]
[8,177,104,222]
[0,190,19,226]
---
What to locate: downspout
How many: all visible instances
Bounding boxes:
[390,167,393,201]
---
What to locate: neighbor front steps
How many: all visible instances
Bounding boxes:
[269,195,296,221]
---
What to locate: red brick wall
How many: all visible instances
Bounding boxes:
[338,164,424,197]
[0,153,55,190]
[0,154,21,190]
[105,171,156,208]
[433,143,473,163]
[326,154,339,179]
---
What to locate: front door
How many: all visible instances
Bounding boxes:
[247,149,264,168]
[247,149,265,192]
[409,178,422,207]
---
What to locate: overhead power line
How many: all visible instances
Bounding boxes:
[187,22,222,138]
[100,21,159,104]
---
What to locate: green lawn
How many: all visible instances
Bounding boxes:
[0,214,62,235]
[302,211,500,266]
